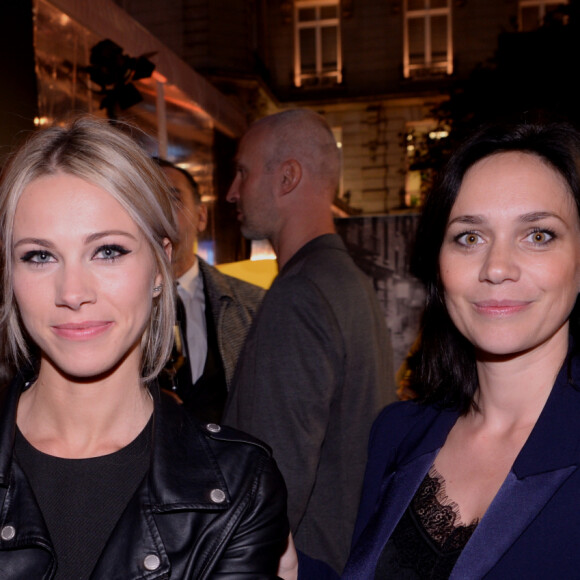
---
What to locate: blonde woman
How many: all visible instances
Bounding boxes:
[0,117,288,579]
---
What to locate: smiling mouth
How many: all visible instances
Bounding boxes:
[52,322,113,340]
[473,301,532,316]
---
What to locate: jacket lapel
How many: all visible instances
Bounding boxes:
[344,449,439,579]
[92,390,231,579]
[452,358,580,578]
[346,356,580,579]
[451,466,576,579]
[343,406,458,579]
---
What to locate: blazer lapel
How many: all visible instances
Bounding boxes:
[343,406,459,579]
[453,358,580,578]
[344,449,439,579]
[451,465,576,579]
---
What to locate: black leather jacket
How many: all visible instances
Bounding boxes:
[0,376,289,579]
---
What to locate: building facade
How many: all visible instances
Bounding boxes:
[113,0,566,214]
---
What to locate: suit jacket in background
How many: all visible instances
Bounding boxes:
[343,348,580,579]
[223,234,396,574]
[165,258,265,422]
[198,257,265,389]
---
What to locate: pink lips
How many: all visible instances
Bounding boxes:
[52,321,113,340]
[473,300,531,317]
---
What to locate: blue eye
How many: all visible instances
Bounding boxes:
[94,245,130,261]
[20,250,56,264]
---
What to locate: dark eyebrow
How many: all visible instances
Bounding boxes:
[447,211,567,228]
[14,231,138,249]
[446,215,484,227]
[519,211,564,224]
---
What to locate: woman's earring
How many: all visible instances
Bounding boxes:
[153,285,163,296]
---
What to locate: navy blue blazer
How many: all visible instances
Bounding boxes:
[342,353,580,579]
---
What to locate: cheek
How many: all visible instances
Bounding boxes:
[108,268,155,302]
[439,256,460,297]
[13,273,44,320]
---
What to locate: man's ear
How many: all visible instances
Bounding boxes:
[162,237,173,261]
[197,204,208,234]
[280,159,302,195]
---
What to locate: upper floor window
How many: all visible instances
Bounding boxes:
[294,0,342,87]
[518,0,568,31]
[403,0,452,79]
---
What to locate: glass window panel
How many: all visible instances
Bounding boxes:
[408,19,425,64]
[431,15,448,59]
[543,2,564,20]
[298,7,316,21]
[299,28,316,72]
[430,0,449,9]
[320,5,338,19]
[407,0,426,11]
[321,26,337,69]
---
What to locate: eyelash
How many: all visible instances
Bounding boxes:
[526,227,556,245]
[453,230,481,247]
[20,250,55,265]
[93,244,131,261]
[453,227,557,247]
[19,244,131,266]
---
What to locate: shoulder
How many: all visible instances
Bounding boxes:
[163,392,283,478]
[198,257,265,305]
[372,400,440,437]
[278,235,375,306]
[161,389,274,459]
[367,401,431,452]
[285,234,357,277]
[196,421,287,505]
[367,400,453,466]
[200,421,275,459]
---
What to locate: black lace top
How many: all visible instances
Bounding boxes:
[375,468,478,579]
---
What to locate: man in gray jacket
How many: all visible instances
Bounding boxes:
[156,159,264,423]
[224,109,396,574]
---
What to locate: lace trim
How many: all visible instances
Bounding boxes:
[412,467,479,551]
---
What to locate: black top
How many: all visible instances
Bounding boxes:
[15,418,151,579]
[375,469,478,579]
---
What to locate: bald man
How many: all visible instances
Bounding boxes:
[224,109,396,573]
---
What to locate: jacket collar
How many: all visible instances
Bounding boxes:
[0,372,27,488]
[344,353,580,579]
[147,384,231,510]
[279,233,345,277]
[197,256,235,305]
[390,353,580,478]
[0,376,231,511]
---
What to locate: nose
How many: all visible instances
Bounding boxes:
[226,174,240,204]
[55,264,96,310]
[479,239,520,284]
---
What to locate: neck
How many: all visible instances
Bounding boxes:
[272,216,335,270]
[16,360,153,458]
[473,330,569,429]
[174,252,197,279]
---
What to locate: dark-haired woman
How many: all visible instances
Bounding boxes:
[342,121,580,578]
